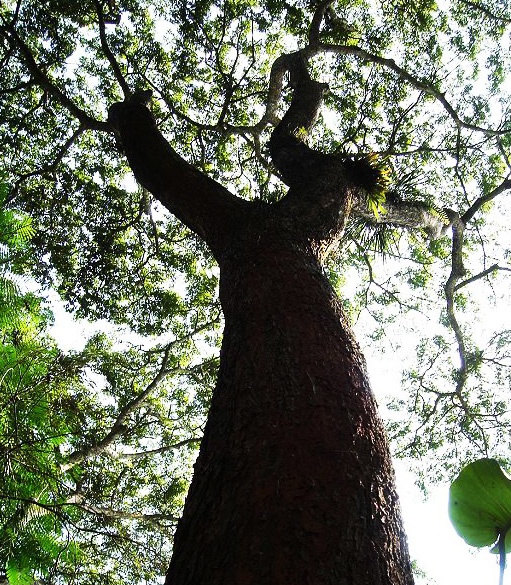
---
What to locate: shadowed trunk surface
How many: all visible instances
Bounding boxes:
[108,71,415,584]
[165,204,413,585]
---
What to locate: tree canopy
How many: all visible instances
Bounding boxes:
[1,0,511,582]
[0,181,216,583]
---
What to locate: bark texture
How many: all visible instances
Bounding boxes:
[165,204,414,584]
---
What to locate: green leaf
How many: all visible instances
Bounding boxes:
[6,560,34,585]
[449,458,511,552]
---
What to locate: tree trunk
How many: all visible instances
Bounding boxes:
[109,71,415,585]
[165,202,414,585]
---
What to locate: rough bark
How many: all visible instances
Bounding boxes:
[165,205,413,584]
[109,67,414,584]
[108,92,248,258]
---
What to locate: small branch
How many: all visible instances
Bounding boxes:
[454,264,511,291]
[0,21,110,132]
[111,437,202,461]
[93,0,131,98]
[458,0,511,24]
[9,126,85,203]
[461,178,511,225]
[444,213,469,396]
[0,80,35,96]
[352,198,450,239]
[143,313,221,355]
[0,495,150,543]
[68,496,178,526]
[440,178,511,398]
[63,345,175,470]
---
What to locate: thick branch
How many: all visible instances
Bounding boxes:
[268,53,329,184]
[308,0,336,46]
[108,91,248,255]
[352,198,450,239]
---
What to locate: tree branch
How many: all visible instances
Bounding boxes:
[311,44,510,137]
[268,52,329,184]
[0,21,110,132]
[63,344,175,470]
[352,197,450,239]
[67,496,179,526]
[159,36,510,149]
[93,0,131,98]
[444,213,469,396]
[109,437,201,461]
[454,264,511,291]
[9,126,85,203]
[457,0,511,24]
[461,178,511,225]
[107,91,248,255]
[308,0,336,46]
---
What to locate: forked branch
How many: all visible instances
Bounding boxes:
[443,177,511,397]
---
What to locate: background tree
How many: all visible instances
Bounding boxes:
[1,0,511,583]
[0,184,217,583]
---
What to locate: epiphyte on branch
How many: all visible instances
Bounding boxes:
[343,153,391,217]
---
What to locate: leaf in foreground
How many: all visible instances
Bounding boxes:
[449,458,511,585]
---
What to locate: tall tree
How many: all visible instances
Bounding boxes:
[2,0,511,582]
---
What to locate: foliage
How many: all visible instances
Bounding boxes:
[0,180,34,328]
[1,0,511,580]
[0,305,218,583]
[0,192,218,583]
